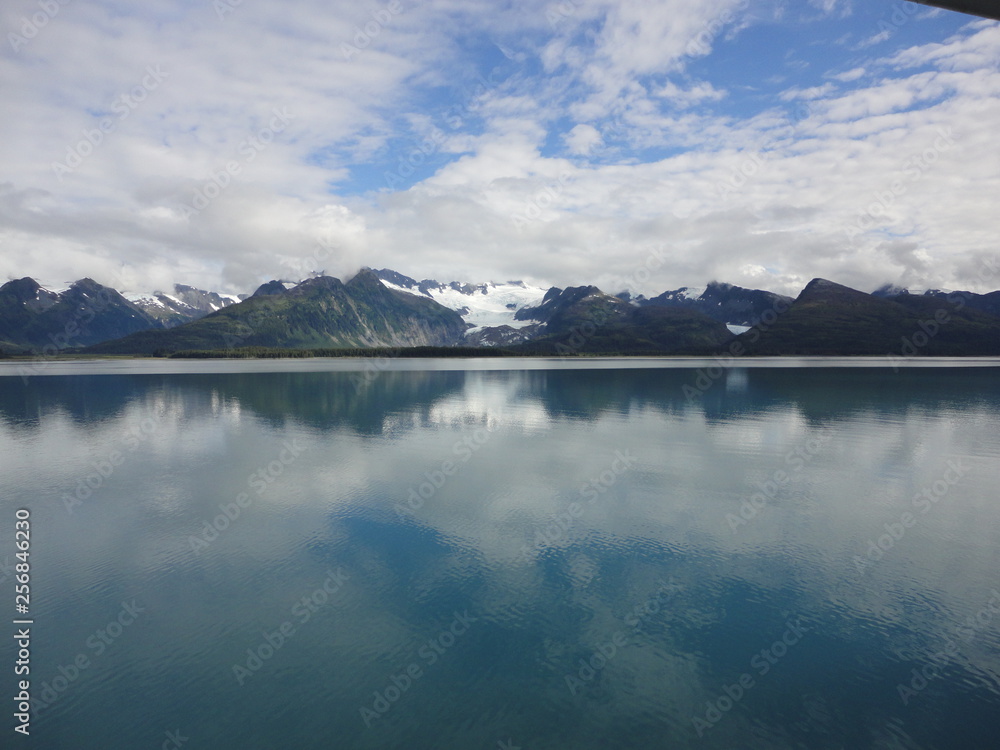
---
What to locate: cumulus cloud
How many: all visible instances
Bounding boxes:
[563,124,603,154]
[1,0,998,298]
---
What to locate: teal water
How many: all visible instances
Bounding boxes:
[1,362,999,749]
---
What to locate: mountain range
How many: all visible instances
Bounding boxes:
[2,268,1000,357]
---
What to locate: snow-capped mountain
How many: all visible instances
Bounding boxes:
[374,269,548,335]
[124,284,242,328]
[375,269,779,345]
[639,281,794,329]
[871,283,1000,319]
[14,266,1000,357]
[0,277,160,351]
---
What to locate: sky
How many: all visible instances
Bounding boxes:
[1,0,999,298]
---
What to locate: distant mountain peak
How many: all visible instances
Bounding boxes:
[10,267,1000,357]
[0,276,159,351]
[2,277,44,301]
[872,282,910,298]
[540,286,562,304]
[287,275,344,297]
[347,267,384,288]
[374,268,549,336]
[797,278,872,303]
[251,280,288,297]
[375,268,419,290]
[640,279,792,328]
[801,278,840,292]
[83,268,468,354]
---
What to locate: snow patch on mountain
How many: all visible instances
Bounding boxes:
[379,274,548,331]
[679,286,705,300]
[123,292,167,308]
[36,281,72,296]
[120,284,243,327]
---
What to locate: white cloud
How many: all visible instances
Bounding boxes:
[0,0,998,300]
[563,124,603,155]
[656,80,728,106]
[830,66,867,82]
[780,83,837,101]
[858,29,892,48]
[887,23,1000,72]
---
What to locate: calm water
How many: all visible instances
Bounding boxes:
[1,361,999,749]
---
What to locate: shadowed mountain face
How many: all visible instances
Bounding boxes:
[738,278,1000,356]
[639,281,794,327]
[82,275,737,356]
[914,289,1000,319]
[6,270,1000,357]
[83,270,469,355]
[0,277,159,353]
[513,285,734,354]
